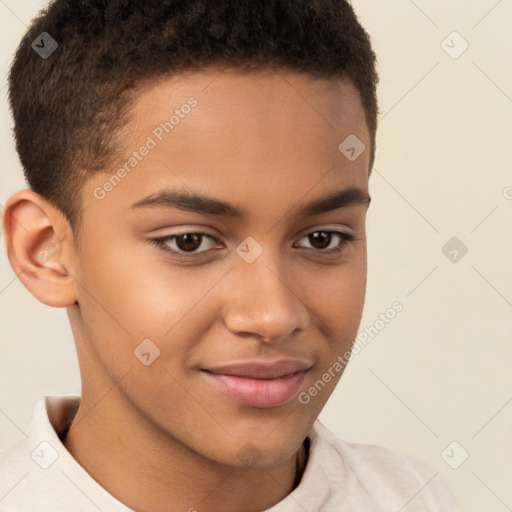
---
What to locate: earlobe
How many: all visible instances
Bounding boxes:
[1,189,78,308]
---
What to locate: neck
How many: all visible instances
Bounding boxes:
[63,385,306,512]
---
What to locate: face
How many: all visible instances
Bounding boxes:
[70,68,371,468]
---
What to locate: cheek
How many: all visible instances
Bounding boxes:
[76,235,186,331]
[73,234,228,369]
[296,266,366,416]
[304,256,367,335]
[298,255,367,389]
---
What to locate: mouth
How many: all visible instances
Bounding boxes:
[201,360,312,408]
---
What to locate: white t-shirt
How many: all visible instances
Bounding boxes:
[0,395,460,511]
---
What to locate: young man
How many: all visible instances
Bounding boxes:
[0,1,460,510]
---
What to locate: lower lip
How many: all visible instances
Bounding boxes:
[203,370,307,408]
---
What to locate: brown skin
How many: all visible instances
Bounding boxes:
[2,68,370,512]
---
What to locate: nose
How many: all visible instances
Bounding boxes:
[222,248,310,343]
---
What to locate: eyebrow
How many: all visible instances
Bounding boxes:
[131,186,371,219]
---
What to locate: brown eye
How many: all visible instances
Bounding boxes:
[153,233,219,255]
[175,233,203,252]
[308,231,332,250]
[295,230,355,255]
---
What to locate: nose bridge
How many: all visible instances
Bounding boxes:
[223,242,309,342]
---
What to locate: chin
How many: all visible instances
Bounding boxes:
[206,425,306,469]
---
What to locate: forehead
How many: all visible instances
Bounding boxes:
[125,67,368,146]
[83,68,370,224]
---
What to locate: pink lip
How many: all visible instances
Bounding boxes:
[202,360,311,408]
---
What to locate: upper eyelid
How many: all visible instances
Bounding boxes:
[296,226,353,238]
[155,224,353,239]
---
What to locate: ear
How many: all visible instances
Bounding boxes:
[1,188,77,307]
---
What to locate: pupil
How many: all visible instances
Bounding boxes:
[310,231,331,249]
[177,233,201,251]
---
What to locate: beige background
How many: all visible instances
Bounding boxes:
[1,1,511,511]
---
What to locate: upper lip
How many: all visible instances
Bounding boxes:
[203,359,313,380]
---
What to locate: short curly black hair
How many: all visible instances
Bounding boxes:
[8,0,379,227]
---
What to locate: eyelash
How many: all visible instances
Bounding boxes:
[150,230,355,260]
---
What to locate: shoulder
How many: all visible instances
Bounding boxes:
[0,396,55,505]
[308,420,460,511]
[0,432,35,503]
[0,395,131,512]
